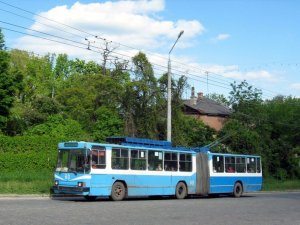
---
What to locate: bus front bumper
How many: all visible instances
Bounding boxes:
[52,185,90,193]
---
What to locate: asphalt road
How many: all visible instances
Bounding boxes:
[0,192,299,225]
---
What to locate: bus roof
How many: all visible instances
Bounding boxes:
[58,137,260,157]
[58,141,206,154]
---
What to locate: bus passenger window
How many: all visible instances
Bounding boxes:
[148,151,163,171]
[225,156,235,173]
[236,157,246,173]
[111,148,129,170]
[164,152,178,171]
[91,148,106,169]
[130,150,146,170]
[179,153,192,172]
[256,157,261,173]
[247,157,256,173]
[213,155,224,173]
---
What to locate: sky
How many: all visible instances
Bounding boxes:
[0,0,299,99]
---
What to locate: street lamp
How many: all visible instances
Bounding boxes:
[167,30,184,142]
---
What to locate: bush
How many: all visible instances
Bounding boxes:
[274,168,288,181]
[0,135,61,172]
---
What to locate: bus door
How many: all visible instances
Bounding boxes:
[196,153,210,195]
[130,149,148,196]
[164,152,178,195]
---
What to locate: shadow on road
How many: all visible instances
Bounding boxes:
[51,193,256,202]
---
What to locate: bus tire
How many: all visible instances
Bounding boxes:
[233,182,243,198]
[175,182,187,199]
[111,181,126,201]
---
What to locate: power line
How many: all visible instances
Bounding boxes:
[0,8,86,40]
[0,0,282,98]
[0,0,96,38]
[0,2,280,99]
[2,24,274,99]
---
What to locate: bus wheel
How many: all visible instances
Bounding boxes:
[84,196,97,201]
[175,182,187,199]
[233,182,243,198]
[111,181,126,201]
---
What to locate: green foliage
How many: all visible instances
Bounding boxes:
[0,170,53,194]
[0,28,4,50]
[0,134,61,174]
[206,93,230,107]
[172,114,215,147]
[229,80,262,107]
[220,119,262,154]
[0,30,298,187]
[221,81,300,179]
[263,177,300,191]
[93,106,123,142]
[0,32,18,130]
[26,114,89,140]
[124,52,162,139]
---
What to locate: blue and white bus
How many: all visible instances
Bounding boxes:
[52,137,262,200]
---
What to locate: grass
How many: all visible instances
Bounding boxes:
[263,177,300,191]
[0,171,299,194]
[0,170,53,194]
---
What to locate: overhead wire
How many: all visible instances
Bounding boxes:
[1,22,274,98]
[0,0,279,98]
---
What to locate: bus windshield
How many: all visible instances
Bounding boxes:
[56,149,90,173]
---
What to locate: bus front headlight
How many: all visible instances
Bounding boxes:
[78,182,85,187]
[55,180,59,186]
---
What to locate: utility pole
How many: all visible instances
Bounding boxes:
[167,30,184,142]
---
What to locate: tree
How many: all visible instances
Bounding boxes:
[229,80,262,107]
[93,106,123,142]
[26,114,89,140]
[0,29,5,50]
[206,93,229,107]
[222,80,300,179]
[0,29,18,130]
[229,80,263,127]
[124,52,162,138]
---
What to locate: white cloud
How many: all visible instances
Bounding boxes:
[222,70,278,82]
[210,33,230,43]
[14,0,205,58]
[290,83,300,90]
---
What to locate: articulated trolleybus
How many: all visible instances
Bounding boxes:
[52,137,262,200]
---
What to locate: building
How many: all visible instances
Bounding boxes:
[183,88,231,131]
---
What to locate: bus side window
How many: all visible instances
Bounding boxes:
[130,149,146,170]
[247,157,256,173]
[213,155,224,173]
[256,157,261,173]
[111,148,129,170]
[236,157,246,173]
[148,150,163,171]
[92,148,106,169]
[164,152,178,171]
[179,153,192,172]
[225,156,235,173]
